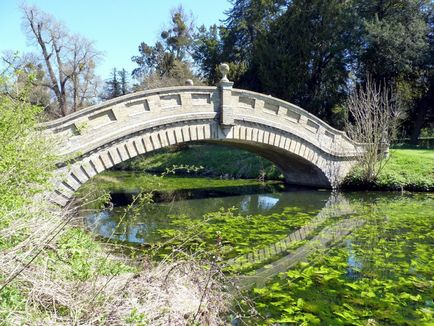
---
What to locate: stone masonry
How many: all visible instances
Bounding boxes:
[41,64,366,206]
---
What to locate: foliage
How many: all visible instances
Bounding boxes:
[131,6,200,89]
[48,228,134,281]
[0,62,56,217]
[74,121,89,135]
[254,0,357,121]
[101,68,123,100]
[356,0,431,83]
[117,68,129,96]
[192,0,433,135]
[1,51,51,109]
[243,194,434,325]
[192,0,286,87]
[356,0,434,143]
[192,24,225,85]
[223,0,286,61]
[1,183,228,325]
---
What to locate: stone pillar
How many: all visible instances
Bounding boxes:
[218,63,235,126]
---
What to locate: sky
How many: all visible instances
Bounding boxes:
[0,0,231,78]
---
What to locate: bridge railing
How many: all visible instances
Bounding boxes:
[39,86,217,132]
[227,88,366,155]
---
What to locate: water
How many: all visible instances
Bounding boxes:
[79,173,434,325]
[85,187,331,244]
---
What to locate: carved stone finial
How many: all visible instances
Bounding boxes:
[184,79,194,86]
[219,63,230,82]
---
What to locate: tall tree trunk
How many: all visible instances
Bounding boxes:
[410,103,428,145]
[26,10,62,109]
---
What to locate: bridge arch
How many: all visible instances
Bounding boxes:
[43,77,364,206]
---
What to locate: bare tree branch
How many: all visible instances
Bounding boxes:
[345,74,403,182]
[20,4,102,117]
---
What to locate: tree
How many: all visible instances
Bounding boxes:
[192,0,287,87]
[21,5,101,117]
[0,59,55,212]
[131,6,197,89]
[355,0,431,83]
[223,0,287,88]
[354,0,433,143]
[345,76,403,182]
[192,24,224,85]
[192,0,434,136]
[102,68,121,100]
[101,68,131,100]
[253,0,357,121]
[223,0,286,61]
[118,68,129,95]
[1,51,51,110]
[408,7,434,143]
[410,72,434,143]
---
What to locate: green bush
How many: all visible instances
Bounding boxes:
[0,67,56,219]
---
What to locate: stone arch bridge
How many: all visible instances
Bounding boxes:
[42,69,365,206]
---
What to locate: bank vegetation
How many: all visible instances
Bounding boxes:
[0,66,233,325]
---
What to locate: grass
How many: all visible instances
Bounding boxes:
[0,207,131,323]
[344,149,434,191]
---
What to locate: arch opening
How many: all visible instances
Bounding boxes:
[201,140,331,188]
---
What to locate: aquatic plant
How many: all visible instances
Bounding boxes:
[243,195,434,325]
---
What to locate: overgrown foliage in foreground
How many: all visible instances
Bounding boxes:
[0,68,55,214]
[0,67,230,325]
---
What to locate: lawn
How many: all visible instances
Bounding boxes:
[376,149,434,190]
[344,149,434,191]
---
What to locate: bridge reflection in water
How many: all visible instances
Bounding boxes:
[229,193,361,289]
[83,185,361,289]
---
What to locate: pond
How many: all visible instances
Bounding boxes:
[78,171,434,325]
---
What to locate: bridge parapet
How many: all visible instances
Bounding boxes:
[40,86,220,155]
[41,84,363,159]
[222,87,364,157]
